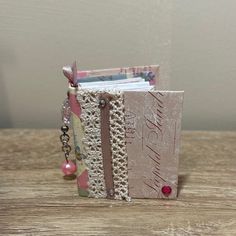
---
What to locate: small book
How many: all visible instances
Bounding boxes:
[63,62,184,201]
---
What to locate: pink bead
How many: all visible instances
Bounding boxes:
[161,185,172,196]
[61,160,77,175]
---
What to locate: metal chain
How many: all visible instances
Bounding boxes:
[60,95,72,162]
[60,125,71,162]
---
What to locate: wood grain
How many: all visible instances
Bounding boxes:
[0,130,235,235]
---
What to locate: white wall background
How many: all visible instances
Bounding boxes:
[0,0,235,130]
[171,0,236,130]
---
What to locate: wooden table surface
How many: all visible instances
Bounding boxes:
[0,130,235,235]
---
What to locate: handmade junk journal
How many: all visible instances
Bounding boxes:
[60,62,184,201]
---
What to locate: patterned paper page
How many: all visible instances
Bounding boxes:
[124,91,184,199]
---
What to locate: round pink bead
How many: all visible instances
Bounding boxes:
[61,160,77,175]
[161,185,172,196]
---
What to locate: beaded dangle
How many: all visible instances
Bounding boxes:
[60,97,77,178]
